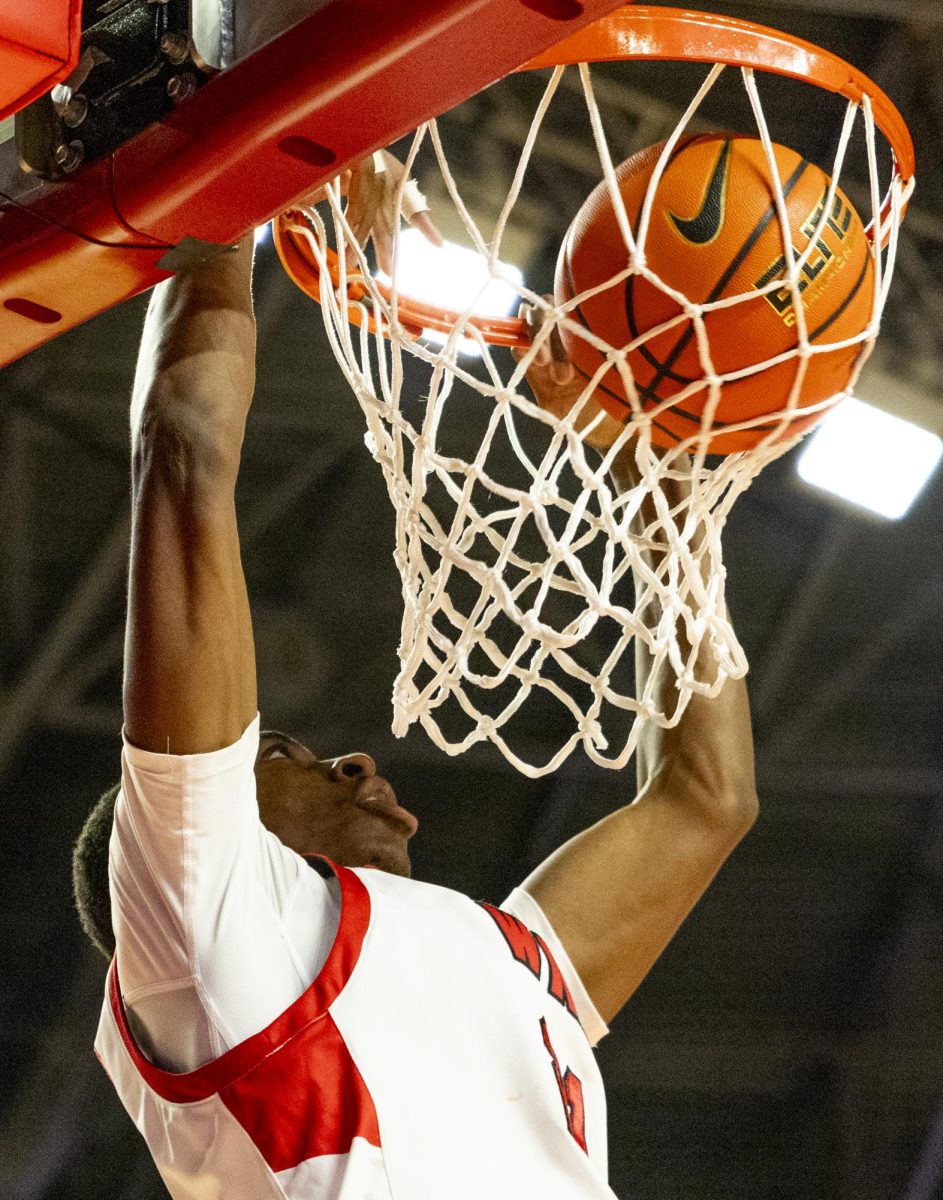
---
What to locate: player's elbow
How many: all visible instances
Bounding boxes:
[719,781,759,839]
[659,753,759,842]
[694,772,759,842]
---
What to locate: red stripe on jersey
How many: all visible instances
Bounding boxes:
[479,903,577,1019]
[533,932,578,1019]
[107,859,372,1108]
[479,903,542,977]
[221,1010,380,1168]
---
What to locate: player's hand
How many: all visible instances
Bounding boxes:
[343,152,443,275]
[302,152,442,275]
[514,297,619,451]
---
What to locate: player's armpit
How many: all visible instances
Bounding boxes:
[519,763,756,1024]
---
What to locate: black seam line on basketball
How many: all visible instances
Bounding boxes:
[668,139,733,246]
[565,135,716,388]
[569,357,682,444]
[625,275,700,385]
[627,157,814,412]
[570,356,630,411]
[807,252,871,342]
[559,250,681,415]
[627,136,753,384]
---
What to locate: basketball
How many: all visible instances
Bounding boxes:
[554,134,875,455]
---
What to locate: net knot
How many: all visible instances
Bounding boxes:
[520,613,545,641]
[579,716,608,751]
[476,715,496,738]
[391,679,419,737]
[529,478,560,507]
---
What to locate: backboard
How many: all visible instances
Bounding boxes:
[0,0,631,368]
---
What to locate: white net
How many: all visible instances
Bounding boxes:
[281,60,907,777]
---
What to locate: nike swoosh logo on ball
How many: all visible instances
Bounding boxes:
[668,139,733,246]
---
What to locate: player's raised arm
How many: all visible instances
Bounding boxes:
[123,241,258,754]
[516,326,758,1025]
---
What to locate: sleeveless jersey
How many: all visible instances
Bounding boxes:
[95,857,618,1199]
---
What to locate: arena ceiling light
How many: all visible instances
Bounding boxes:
[377,229,523,357]
[797,396,942,520]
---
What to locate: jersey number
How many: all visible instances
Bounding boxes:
[540,1018,587,1153]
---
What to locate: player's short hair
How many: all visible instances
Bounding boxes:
[73,783,120,960]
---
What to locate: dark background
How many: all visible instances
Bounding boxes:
[1,2,942,1197]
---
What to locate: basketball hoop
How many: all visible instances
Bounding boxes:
[273,5,914,776]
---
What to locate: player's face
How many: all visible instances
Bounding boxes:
[254,730,418,877]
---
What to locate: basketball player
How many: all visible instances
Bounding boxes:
[70,143,758,1194]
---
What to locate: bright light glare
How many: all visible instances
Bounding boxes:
[377,229,523,357]
[254,223,272,245]
[797,397,942,519]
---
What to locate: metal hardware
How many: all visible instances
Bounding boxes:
[166,74,198,103]
[53,141,84,174]
[50,86,89,129]
[160,33,190,66]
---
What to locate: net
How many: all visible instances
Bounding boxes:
[274,18,912,777]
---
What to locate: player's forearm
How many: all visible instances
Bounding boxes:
[609,449,758,825]
[636,650,757,835]
[124,241,258,755]
[132,240,256,452]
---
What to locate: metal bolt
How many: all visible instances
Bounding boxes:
[62,94,89,129]
[160,33,190,65]
[54,141,84,174]
[50,83,88,127]
[166,73,197,103]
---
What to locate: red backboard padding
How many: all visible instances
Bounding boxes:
[0,0,82,121]
[0,0,632,368]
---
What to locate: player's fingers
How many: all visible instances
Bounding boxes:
[550,358,575,385]
[528,293,576,383]
[516,302,553,366]
[345,175,369,243]
[376,149,443,248]
[547,323,575,384]
[510,303,530,363]
[347,160,387,243]
[527,301,557,367]
[409,210,444,247]
[373,226,394,277]
[343,185,374,271]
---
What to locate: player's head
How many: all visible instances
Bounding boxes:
[73,782,121,959]
[73,730,418,959]
[254,729,418,879]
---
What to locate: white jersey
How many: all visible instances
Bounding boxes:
[95,720,616,1199]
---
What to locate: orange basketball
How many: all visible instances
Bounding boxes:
[554,134,875,454]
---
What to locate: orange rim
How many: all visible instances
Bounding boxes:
[273,216,532,348]
[274,4,915,348]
